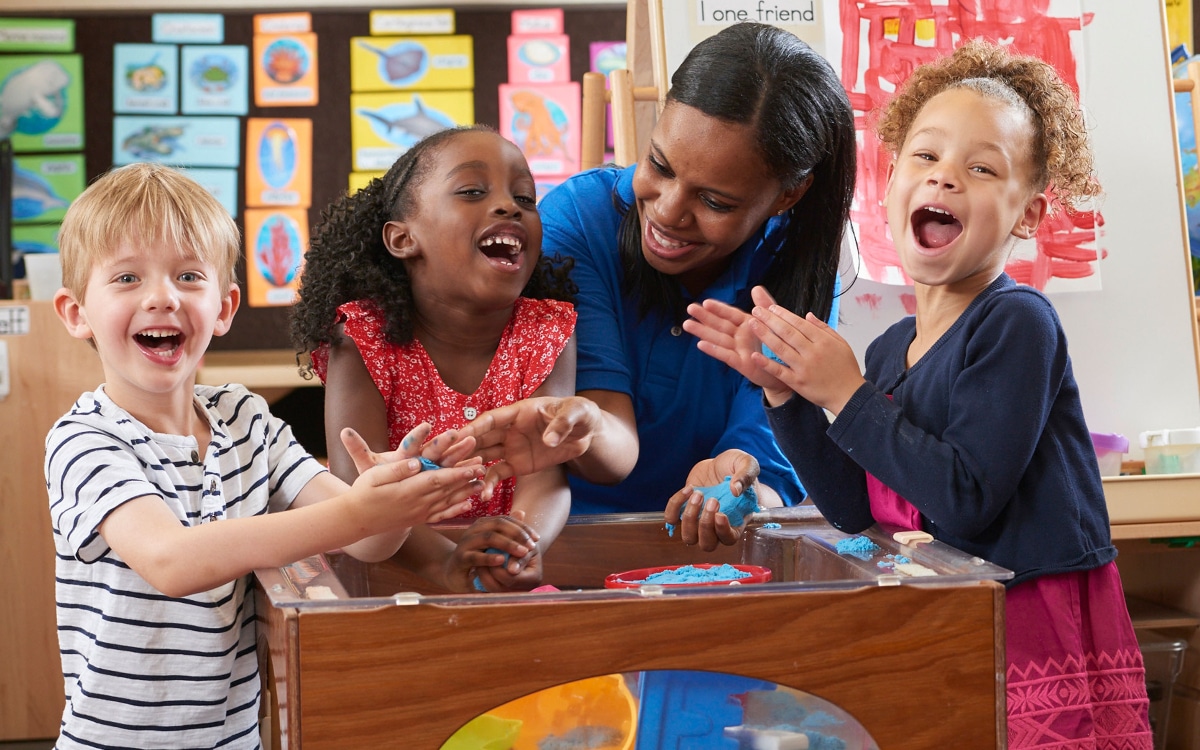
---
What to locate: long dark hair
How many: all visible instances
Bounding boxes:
[290,125,575,367]
[617,22,856,322]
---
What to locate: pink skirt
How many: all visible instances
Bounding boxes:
[867,475,1152,748]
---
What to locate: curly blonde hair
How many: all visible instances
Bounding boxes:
[876,39,1100,211]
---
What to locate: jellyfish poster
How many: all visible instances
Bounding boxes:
[244,207,307,307]
[0,54,84,152]
[253,32,318,107]
[113,44,178,115]
[349,35,474,92]
[245,117,312,208]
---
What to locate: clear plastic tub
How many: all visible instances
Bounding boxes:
[1139,428,1200,475]
[1136,629,1187,750]
[1091,432,1129,476]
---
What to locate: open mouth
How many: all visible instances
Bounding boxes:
[135,328,183,358]
[479,233,524,268]
[644,221,697,260]
[912,206,963,249]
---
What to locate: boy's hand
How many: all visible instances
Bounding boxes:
[664,449,759,550]
[448,512,543,592]
[341,427,483,526]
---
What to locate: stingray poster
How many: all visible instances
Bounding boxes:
[349,35,474,92]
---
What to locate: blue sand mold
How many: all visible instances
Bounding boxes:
[472,547,510,592]
[835,535,881,561]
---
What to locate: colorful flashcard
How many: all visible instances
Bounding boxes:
[152,14,224,44]
[351,90,473,171]
[113,44,178,115]
[254,33,318,107]
[350,35,473,92]
[508,34,570,84]
[499,83,580,176]
[511,8,564,35]
[12,223,60,256]
[181,45,248,115]
[244,207,307,307]
[348,171,386,195]
[12,153,84,224]
[112,115,240,167]
[370,9,455,36]
[245,117,312,208]
[254,13,311,36]
[0,18,74,53]
[182,167,238,218]
[0,54,84,152]
[590,41,626,148]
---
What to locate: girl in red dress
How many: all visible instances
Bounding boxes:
[292,126,578,593]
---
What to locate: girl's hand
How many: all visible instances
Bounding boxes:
[447,512,543,592]
[664,449,760,551]
[683,299,789,399]
[746,286,865,414]
[341,427,483,526]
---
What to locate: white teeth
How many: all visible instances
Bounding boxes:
[650,224,686,249]
[140,329,178,338]
[925,207,952,216]
[481,235,522,254]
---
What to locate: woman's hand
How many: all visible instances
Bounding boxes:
[663,449,761,551]
[446,512,543,592]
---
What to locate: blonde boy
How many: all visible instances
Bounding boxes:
[46,163,482,748]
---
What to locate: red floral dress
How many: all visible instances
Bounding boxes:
[312,297,576,518]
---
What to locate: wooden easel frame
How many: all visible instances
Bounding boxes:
[581,0,669,168]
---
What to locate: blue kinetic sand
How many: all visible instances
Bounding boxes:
[693,475,761,527]
[835,535,881,561]
[418,456,441,471]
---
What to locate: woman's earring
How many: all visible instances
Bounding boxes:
[777,209,785,216]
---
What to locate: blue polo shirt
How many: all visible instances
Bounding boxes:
[541,165,838,514]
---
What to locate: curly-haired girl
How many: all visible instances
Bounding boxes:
[686,39,1151,747]
[291,126,578,593]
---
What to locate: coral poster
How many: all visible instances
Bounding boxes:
[827,0,1098,293]
[244,207,307,307]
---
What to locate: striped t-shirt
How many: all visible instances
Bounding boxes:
[45,384,326,749]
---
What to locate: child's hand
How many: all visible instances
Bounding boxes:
[340,427,483,526]
[746,286,866,414]
[447,512,543,592]
[683,299,789,400]
[664,449,760,550]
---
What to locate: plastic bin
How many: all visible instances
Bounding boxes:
[1136,630,1187,750]
[1090,432,1129,477]
[1139,428,1200,475]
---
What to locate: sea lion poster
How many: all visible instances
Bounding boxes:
[349,35,474,92]
[350,90,473,171]
[0,54,84,153]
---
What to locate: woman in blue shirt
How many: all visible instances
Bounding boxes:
[459,22,856,545]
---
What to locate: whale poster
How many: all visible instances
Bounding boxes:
[0,54,84,152]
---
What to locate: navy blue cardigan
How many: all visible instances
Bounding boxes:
[767,274,1115,586]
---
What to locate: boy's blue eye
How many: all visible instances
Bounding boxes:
[117,273,137,284]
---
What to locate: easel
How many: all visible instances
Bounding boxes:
[580,0,669,169]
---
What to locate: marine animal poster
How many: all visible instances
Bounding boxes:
[112,115,240,167]
[12,153,84,224]
[182,167,238,218]
[254,32,318,107]
[350,90,472,171]
[0,18,74,53]
[350,35,474,92]
[508,34,570,84]
[12,223,60,257]
[244,207,307,307]
[181,44,248,115]
[348,170,385,196]
[499,82,580,176]
[589,41,627,149]
[0,54,84,152]
[113,44,178,115]
[245,117,312,208]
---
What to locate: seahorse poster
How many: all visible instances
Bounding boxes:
[828,0,1099,293]
[244,207,307,307]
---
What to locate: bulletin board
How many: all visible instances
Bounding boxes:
[10,6,626,350]
[658,0,1200,458]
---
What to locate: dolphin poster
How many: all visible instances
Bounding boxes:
[349,90,472,171]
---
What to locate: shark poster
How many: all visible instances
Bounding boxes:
[350,90,472,171]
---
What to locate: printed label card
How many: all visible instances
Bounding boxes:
[244,207,308,307]
[12,153,84,224]
[350,35,473,92]
[508,34,570,84]
[112,115,240,167]
[350,90,473,171]
[0,18,75,53]
[0,54,84,152]
[113,44,178,114]
[181,45,248,115]
[182,167,238,218]
[152,14,224,44]
[498,82,580,175]
[370,9,454,36]
[254,13,311,36]
[511,8,564,35]
[254,32,318,107]
[245,117,312,208]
